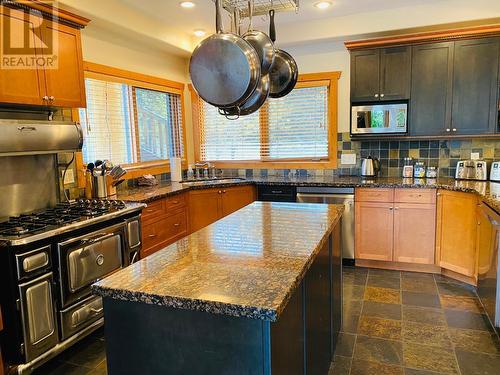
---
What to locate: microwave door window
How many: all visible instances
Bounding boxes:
[371,110,384,128]
[357,112,367,128]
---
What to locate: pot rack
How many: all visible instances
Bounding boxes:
[212,0,299,18]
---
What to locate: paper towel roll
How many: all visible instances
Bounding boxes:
[170,157,182,182]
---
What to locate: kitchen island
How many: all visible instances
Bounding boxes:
[92,201,343,375]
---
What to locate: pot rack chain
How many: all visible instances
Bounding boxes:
[213,0,299,18]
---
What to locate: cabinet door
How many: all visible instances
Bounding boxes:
[350,49,380,102]
[380,46,411,101]
[409,42,454,136]
[451,37,500,135]
[436,191,477,277]
[0,8,46,106]
[393,203,436,264]
[41,22,86,108]
[355,202,394,261]
[220,186,256,217]
[188,188,222,233]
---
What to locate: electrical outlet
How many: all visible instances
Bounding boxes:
[341,153,356,165]
[63,169,75,185]
[471,152,480,160]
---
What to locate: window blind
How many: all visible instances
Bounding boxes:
[80,78,184,165]
[200,103,260,160]
[198,84,329,162]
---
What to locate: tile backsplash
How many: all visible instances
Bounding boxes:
[221,132,500,179]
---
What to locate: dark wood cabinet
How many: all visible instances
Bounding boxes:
[451,37,499,135]
[409,42,454,136]
[351,47,411,102]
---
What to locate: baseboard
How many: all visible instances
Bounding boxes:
[355,259,441,274]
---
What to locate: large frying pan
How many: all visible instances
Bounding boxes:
[189,0,261,109]
[268,9,298,98]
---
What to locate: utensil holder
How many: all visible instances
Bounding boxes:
[92,175,108,198]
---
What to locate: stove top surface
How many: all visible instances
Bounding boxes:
[0,199,142,245]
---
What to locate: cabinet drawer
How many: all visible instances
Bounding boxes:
[394,189,436,204]
[165,194,186,212]
[142,210,188,254]
[142,200,165,221]
[356,188,394,202]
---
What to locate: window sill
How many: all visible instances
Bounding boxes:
[121,160,187,179]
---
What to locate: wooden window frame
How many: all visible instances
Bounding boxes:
[190,71,341,169]
[73,62,188,185]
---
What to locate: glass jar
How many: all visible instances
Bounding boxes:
[402,158,414,178]
[426,166,438,178]
[414,162,426,178]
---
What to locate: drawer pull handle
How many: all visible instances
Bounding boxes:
[148,234,157,239]
[174,223,180,227]
[172,201,179,204]
[146,209,155,213]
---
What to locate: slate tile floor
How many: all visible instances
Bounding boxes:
[34,266,500,375]
[330,267,500,375]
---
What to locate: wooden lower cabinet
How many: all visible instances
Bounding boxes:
[393,203,436,264]
[355,201,394,261]
[436,190,478,277]
[188,185,257,233]
[0,306,3,375]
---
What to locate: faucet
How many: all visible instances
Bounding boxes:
[193,162,216,179]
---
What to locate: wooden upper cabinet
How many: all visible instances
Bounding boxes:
[451,37,499,135]
[42,22,86,108]
[0,5,87,108]
[409,42,454,136]
[355,201,394,261]
[393,203,436,264]
[188,188,222,233]
[220,186,256,218]
[350,49,380,102]
[379,46,411,101]
[0,7,46,106]
[351,47,410,102]
[436,190,478,277]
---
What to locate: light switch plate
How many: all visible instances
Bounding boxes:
[341,153,356,165]
[63,169,75,185]
[471,152,480,160]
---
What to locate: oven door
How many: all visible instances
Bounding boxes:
[351,103,408,135]
[18,272,58,362]
[58,222,125,308]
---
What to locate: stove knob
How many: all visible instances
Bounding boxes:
[84,199,91,206]
[104,199,111,206]
[91,199,99,206]
[77,199,85,205]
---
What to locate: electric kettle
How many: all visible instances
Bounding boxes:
[361,156,380,177]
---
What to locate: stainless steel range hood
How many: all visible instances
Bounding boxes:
[0,120,83,156]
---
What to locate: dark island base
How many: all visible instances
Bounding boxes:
[102,225,342,375]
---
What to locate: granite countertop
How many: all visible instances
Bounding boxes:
[92,201,343,321]
[117,176,500,214]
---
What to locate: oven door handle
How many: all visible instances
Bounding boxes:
[81,233,113,246]
[89,307,104,314]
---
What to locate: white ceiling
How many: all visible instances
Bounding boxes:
[60,0,500,57]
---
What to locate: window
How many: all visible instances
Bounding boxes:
[80,77,184,166]
[194,72,339,167]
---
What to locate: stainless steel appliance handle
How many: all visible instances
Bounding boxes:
[59,222,126,247]
[297,193,355,200]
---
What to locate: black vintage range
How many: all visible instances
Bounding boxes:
[0,199,145,375]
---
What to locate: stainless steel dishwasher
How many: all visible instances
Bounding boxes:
[296,187,355,263]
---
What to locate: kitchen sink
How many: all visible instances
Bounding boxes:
[181,178,246,187]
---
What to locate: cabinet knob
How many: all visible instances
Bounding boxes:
[218,190,222,194]
[48,96,55,101]
[389,207,394,210]
[42,96,49,101]
[452,128,457,132]
[446,128,451,132]
[374,94,379,98]
[222,190,226,193]
[380,93,385,98]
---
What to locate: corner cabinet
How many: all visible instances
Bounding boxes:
[0,5,87,108]
[350,46,411,102]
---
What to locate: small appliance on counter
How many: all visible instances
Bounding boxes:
[351,102,408,136]
[490,161,500,182]
[455,160,488,180]
[361,156,380,177]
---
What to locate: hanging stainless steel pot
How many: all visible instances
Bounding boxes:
[268,9,298,99]
[189,0,261,109]
[221,73,270,117]
[243,0,275,76]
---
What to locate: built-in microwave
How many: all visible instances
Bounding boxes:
[351,102,408,136]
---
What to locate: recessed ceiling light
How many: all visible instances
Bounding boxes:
[314,1,332,9]
[193,29,206,37]
[179,1,196,8]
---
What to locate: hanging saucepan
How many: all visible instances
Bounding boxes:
[243,0,275,76]
[189,0,261,109]
[268,9,298,98]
